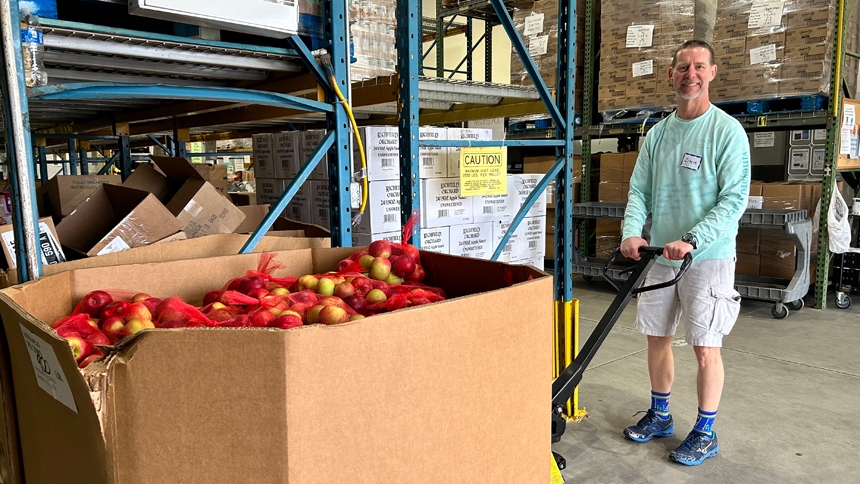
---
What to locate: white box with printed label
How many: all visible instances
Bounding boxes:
[309,180,331,228]
[447,128,493,178]
[281,179,312,223]
[420,127,448,179]
[510,256,545,270]
[355,180,401,234]
[473,190,514,223]
[255,178,285,205]
[509,174,548,218]
[449,222,494,260]
[517,216,546,260]
[491,220,521,263]
[273,131,299,179]
[352,231,401,247]
[419,225,450,254]
[356,126,399,181]
[252,133,276,179]
[420,178,473,228]
[300,130,329,180]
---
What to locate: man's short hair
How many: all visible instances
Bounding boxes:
[671,40,715,67]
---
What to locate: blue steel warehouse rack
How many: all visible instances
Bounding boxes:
[0,0,355,280]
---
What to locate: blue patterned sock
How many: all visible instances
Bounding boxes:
[693,408,717,436]
[650,390,670,420]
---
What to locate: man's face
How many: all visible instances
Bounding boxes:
[669,47,717,101]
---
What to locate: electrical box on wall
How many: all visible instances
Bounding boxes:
[129,0,298,38]
[787,129,827,179]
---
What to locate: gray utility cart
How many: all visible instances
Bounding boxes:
[570,203,812,319]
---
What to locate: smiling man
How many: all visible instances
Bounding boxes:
[619,40,751,466]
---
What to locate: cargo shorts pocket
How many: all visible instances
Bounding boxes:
[709,285,741,335]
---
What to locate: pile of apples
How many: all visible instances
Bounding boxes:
[53,240,444,369]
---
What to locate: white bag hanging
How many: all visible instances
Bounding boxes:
[828,180,851,254]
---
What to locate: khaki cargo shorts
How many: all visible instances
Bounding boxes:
[635,258,741,347]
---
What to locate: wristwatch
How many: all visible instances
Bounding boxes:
[681,232,697,249]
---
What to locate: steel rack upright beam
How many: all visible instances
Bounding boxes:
[1,0,43,281]
[816,0,853,308]
[399,0,422,245]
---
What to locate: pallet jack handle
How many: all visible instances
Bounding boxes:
[551,247,692,435]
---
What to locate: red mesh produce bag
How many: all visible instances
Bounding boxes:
[155,297,215,329]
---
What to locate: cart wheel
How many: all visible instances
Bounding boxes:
[771,304,789,319]
[835,293,852,309]
[582,275,594,282]
[785,299,804,311]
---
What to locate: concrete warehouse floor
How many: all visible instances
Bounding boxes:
[554,278,860,484]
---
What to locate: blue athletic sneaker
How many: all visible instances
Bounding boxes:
[669,430,719,466]
[623,409,674,442]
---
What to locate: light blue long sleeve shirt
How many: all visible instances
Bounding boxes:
[622,104,751,266]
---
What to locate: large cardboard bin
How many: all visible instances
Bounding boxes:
[0,249,551,484]
[36,175,122,221]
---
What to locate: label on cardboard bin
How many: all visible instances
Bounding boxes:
[19,324,77,413]
[791,148,811,169]
[748,1,784,29]
[754,132,775,148]
[632,60,653,77]
[1,222,66,269]
[528,35,549,56]
[812,148,826,171]
[750,44,777,65]
[96,236,131,256]
[747,196,764,210]
[459,147,507,197]
[183,199,204,218]
[626,25,654,48]
[814,129,827,141]
[523,13,544,36]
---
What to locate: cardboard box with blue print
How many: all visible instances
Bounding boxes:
[123,156,246,237]
[0,248,551,484]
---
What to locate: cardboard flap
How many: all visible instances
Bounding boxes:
[150,156,206,182]
[102,185,151,218]
[121,163,172,203]
[56,187,120,255]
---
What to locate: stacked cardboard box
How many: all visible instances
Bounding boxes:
[712,0,837,101]
[510,0,587,111]
[598,0,695,112]
[593,152,638,257]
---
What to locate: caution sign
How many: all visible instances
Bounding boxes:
[458,147,507,196]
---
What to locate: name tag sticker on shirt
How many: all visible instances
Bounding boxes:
[680,153,703,171]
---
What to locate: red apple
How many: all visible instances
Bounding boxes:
[366,289,388,304]
[410,297,432,307]
[78,353,101,369]
[86,318,99,329]
[126,302,152,322]
[370,280,392,297]
[122,318,154,337]
[100,301,129,321]
[248,309,276,327]
[318,296,344,307]
[319,305,349,325]
[132,292,151,303]
[100,316,125,342]
[402,244,420,264]
[337,259,352,271]
[368,240,392,258]
[343,295,368,314]
[390,255,416,278]
[203,290,222,306]
[141,297,161,315]
[79,290,113,318]
[271,287,290,296]
[369,257,392,281]
[306,305,326,324]
[349,314,365,321]
[238,276,266,295]
[270,314,303,329]
[248,288,271,300]
[407,265,426,283]
[351,277,373,297]
[65,333,97,363]
[278,309,302,318]
[334,281,355,299]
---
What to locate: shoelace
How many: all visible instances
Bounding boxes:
[630,410,659,426]
[678,432,711,451]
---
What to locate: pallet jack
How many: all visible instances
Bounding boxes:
[550,246,692,482]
